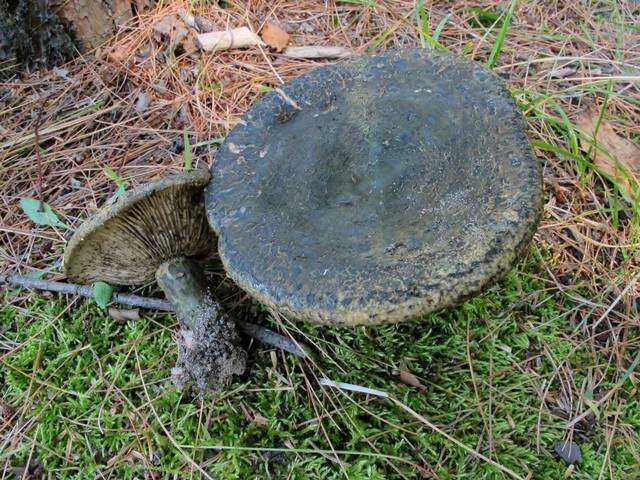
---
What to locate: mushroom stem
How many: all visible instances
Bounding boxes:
[155,257,211,328]
[156,258,247,391]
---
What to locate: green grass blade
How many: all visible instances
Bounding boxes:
[585,80,613,162]
[183,131,192,171]
[433,12,453,41]
[414,0,428,48]
[192,137,225,148]
[414,0,448,50]
[104,164,126,196]
[487,0,517,69]
[618,349,640,386]
[367,25,398,53]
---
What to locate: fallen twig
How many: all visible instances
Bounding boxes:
[1,273,308,358]
[1,273,171,310]
[240,322,309,358]
[282,46,353,59]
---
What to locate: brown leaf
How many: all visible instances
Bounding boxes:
[153,15,178,36]
[108,47,129,62]
[575,111,640,203]
[181,34,200,57]
[399,359,424,390]
[108,308,140,323]
[0,400,14,427]
[261,22,290,52]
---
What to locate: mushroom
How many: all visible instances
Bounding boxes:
[205,49,543,325]
[64,170,246,391]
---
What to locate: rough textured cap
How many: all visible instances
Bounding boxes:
[64,170,214,285]
[206,49,543,326]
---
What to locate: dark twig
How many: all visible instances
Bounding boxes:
[239,321,309,359]
[1,273,171,310]
[1,274,309,358]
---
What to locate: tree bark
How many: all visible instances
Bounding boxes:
[58,0,153,50]
[0,0,75,74]
[0,0,153,77]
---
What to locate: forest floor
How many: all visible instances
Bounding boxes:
[1,1,639,478]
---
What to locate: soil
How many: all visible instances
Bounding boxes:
[155,257,247,392]
[171,295,247,393]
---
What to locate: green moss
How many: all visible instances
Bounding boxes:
[1,255,639,478]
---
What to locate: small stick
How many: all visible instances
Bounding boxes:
[1,273,171,310]
[282,46,353,59]
[1,274,308,358]
[240,322,308,359]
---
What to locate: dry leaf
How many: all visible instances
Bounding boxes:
[153,15,201,58]
[108,47,129,62]
[0,400,14,425]
[153,15,179,36]
[554,440,582,465]
[108,308,140,323]
[549,66,576,79]
[261,23,290,52]
[196,27,263,52]
[135,92,150,113]
[399,360,424,390]
[181,35,200,57]
[253,414,269,427]
[576,111,640,203]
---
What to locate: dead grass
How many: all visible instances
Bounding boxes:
[1,0,639,477]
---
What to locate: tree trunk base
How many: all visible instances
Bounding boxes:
[0,0,75,77]
[0,0,153,78]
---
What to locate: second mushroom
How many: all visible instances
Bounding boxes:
[63,170,246,391]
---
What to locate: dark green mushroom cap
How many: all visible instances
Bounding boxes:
[64,170,214,285]
[206,49,543,326]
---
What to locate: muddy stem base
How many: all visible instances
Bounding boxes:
[156,258,247,392]
[172,303,246,392]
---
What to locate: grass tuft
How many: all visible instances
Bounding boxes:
[487,0,517,69]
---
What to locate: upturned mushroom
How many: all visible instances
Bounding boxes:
[206,49,543,325]
[64,170,246,391]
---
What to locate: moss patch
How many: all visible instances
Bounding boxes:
[2,253,639,478]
